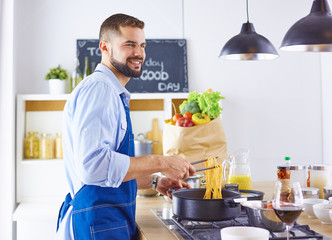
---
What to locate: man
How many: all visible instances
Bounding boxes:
[56,13,195,240]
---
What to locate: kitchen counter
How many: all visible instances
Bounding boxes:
[135,181,332,240]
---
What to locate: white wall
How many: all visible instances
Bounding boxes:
[183,0,323,180]
[0,0,16,239]
[14,0,327,182]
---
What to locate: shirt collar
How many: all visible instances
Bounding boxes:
[95,63,131,101]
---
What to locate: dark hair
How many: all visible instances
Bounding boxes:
[99,13,145,42]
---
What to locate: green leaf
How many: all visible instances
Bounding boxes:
[44,65,68,80]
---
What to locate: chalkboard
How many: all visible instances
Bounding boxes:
[76,39,101,74]
[76,39,188,93]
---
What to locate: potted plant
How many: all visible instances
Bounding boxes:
[45,65,69,94]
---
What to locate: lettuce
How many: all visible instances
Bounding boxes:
[198,91,224,119]
[179,90,225,119]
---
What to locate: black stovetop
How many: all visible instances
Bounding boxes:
[151,208,332,240]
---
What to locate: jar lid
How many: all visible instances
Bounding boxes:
[302,187,319,195]
[290,165,306,170]
[309,164,332,170]
[277,166,290,169]
[324,187,332,194]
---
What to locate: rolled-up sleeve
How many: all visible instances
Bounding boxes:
[71,80,130,187]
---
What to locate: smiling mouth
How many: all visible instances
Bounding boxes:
[128,58,143,66]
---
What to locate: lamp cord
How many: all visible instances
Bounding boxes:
[246,0,250,22]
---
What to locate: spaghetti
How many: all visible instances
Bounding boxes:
[203,157,223,199]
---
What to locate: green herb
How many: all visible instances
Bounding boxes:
[45,65,68,80]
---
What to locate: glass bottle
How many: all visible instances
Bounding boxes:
[83,56,90,79]
[284,156,291,166]
[39,133,54,159]
[70,58,83,92]
[277,156,291,192]
[55,132,63,159]
[24,132,40,159]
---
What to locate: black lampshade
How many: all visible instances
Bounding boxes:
[219,22,279,60]
[281,0,332,52]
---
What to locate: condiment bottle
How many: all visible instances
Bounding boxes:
[277,157,291,192]
[39,133,54,159]
[24,131,40,159]
[309,164,332,199]
[284,156,291,166]
[55,132,63,159]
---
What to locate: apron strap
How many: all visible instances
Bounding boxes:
[56,193,73,231]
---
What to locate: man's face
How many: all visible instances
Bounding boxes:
[109,26,146,78]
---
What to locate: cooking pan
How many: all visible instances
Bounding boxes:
[172,188,245,221]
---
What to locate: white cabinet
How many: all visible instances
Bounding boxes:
[13,93,187,240]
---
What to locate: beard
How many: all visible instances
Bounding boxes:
[110,51,143,78]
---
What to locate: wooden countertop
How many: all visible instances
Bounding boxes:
[135,181,332,240]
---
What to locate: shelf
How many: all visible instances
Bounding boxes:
[16,93,189,203]
[21,159,63,164]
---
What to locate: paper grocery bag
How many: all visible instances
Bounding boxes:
[162,117,227,169]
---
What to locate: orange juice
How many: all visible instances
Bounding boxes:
[229,174,252,190]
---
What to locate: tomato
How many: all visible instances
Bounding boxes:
[172,113,182,123]
[183,112,193,120]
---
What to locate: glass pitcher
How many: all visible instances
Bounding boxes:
[222,149,252,190]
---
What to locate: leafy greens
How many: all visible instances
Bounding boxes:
[179,90,225,119]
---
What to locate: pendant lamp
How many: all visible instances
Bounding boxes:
[280,0,332,52]
[219,0,279,60]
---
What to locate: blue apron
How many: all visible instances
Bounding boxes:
[57,92,137,240]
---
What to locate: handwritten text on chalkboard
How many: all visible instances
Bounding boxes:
[77,39,188,93]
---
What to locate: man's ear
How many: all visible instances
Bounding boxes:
[99,41,110,55]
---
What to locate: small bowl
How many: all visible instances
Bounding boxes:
[302,198,329,218]
[313,203,332,224]
[241,200,286,232]
[220,226,269,240]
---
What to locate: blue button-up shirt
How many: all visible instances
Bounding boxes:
[56,63,131,239]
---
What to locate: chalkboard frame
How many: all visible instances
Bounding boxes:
[76,38,189,93]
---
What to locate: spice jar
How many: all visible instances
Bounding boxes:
[277,166,291,180]
[55,132,63,159]
[301,187,319,199]
[39,133,54,159]
[24,132,40,159]
[309,164,332,199]
[290,165,307,188]
[277,166,291,192]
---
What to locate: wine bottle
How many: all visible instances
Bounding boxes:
[83,56,90,79]
[70,58,83,92]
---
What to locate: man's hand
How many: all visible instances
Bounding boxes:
[156,177,191,199]
[161,156,196,180]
